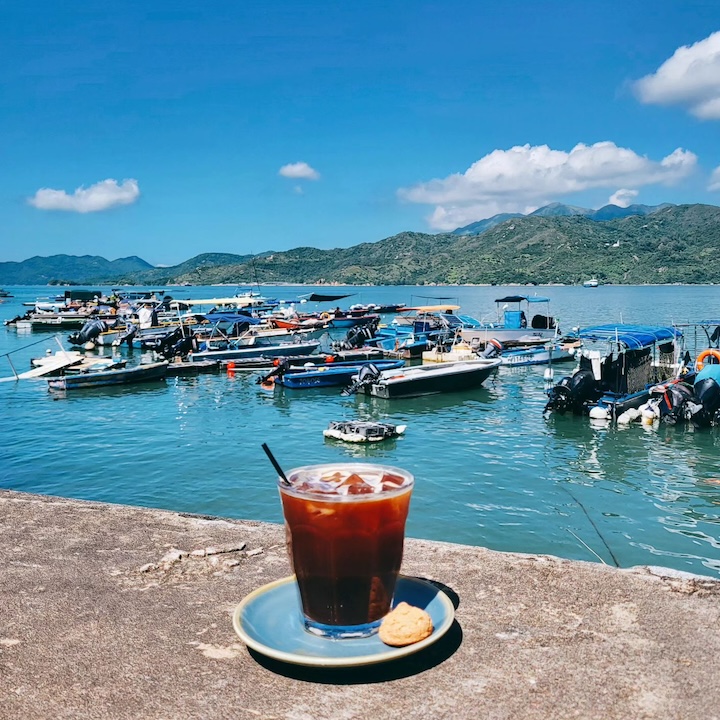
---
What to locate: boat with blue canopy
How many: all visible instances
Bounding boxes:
[544,323,682,420]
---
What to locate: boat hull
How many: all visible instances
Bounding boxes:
[459,328,556,347]
[499,344,575,367]
[277,360,404,389]
[362,359,500,399]
[48,362,168,390]
[189,340,320,362]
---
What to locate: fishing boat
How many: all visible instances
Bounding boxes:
[47,361,168,391]
[259,358,405,389]
[459,295,559,348]
[341,358,500,399]
[544,324,682,420]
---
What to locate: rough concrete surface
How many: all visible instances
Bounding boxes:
[1,490,719,720]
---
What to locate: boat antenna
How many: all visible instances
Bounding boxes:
[251,255,261,293]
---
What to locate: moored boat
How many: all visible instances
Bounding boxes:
[188,339,321,363]
[259,358,405,389]
[341,358,500,399]
[459,295,559,348]
[544,324,682,420]
[47,361,168,391]
[323,420,407,443]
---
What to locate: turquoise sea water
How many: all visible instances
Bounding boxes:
[1,284,719,578]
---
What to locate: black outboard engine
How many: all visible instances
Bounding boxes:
[652,381,694,425]
[341,363,382,396]
[258,357,291,385]
[113,322,137,348]
[544,369,602,415]
[154,328,197,360]
[684,376,720,428]
[68,319,107,345]
[478,338,503,359]
[334,319,379,351]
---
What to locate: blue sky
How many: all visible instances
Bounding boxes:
[2,1,720,266]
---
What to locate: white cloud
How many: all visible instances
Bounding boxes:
[709,166,720,192]
[634,31,720,119]
[398,142,697,231]
[278,162,320,180]
[609,189,639,207]
[28,178,140,213]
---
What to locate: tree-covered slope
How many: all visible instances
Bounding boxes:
[2,204,719,286]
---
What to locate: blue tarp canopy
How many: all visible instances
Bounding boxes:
[578,324,681,349]
[494,295,550,304]
[201,311,261,325]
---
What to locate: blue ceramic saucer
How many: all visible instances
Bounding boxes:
[232,575,455,667]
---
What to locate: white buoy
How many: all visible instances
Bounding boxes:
[589,406,609,420]
[543,367,554,382]
[617,407,641,425]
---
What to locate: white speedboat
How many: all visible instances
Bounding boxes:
[342,358,500,399]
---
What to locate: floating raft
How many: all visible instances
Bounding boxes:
[323,420,406,443]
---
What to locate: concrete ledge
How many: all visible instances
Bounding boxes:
[1,490,719,720]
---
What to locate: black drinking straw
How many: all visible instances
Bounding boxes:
[262,443,291,486]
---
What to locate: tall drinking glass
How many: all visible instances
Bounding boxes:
[278,462,414,639]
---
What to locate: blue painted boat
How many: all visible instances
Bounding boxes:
[188,339,321,362]
[261,359,405,389]
[544,324,682,419]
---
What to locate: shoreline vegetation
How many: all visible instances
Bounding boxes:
[1,203,719,287]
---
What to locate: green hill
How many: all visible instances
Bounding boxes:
[2,204,720,285]
[137,204,720,286]
[0,254,152,285]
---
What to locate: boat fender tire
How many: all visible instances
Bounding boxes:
[696,348,720,372]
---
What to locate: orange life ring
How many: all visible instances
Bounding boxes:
[695,348,720,371]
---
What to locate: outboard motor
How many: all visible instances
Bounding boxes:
[651,381,694,425]
[258,357,291,386]
[684,376,720,428]
[544,369,602,415]
[112,322,137,348]
[68,319,107,345]
[154,329,196,360]
[334,319,379,351]
[479,338,503,359]
[341,363,382,396]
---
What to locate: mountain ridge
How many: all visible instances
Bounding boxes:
[1,203,719,286]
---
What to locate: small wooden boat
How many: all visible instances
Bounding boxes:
[48,361,168,391]
[342,358,501,399]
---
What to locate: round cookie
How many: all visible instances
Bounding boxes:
[378,602,434,646]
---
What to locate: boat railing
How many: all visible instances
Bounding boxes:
[0,335,68,380]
